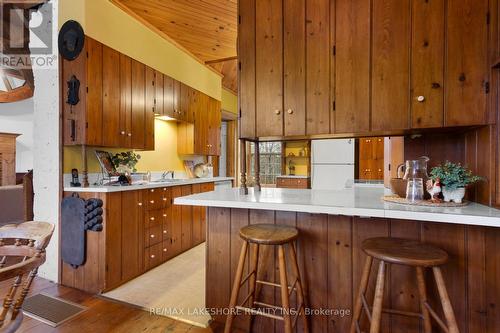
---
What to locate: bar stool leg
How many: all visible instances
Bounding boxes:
[289,243,309,333]
[247,243,260,331]
[416,267,432,333]
[278,245,292,333]
[432,267,459,333]
[225,241,249,333]
[370,260,386,333]
[350,256,373,333]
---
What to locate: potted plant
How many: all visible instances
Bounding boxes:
[429,161,482,203]
[111,151,141,175]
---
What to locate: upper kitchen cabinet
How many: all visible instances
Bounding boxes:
[445,0,489,126]
[62,37,155,150]
[178,93,221,156]
[238,0,491,139]
[371,0,410,131]
[239,0,331,139]
[335,0,370,133]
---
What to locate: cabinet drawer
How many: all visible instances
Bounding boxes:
[146,209,168,229]
[146,187,171,210]
[144,242,163,270]
[145,225,162,247]
[276,178,309,189]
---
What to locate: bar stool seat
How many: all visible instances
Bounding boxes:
[239,224,298,245]
[362,237,448,266]
[351,237,459,333]
[225,224,309,333]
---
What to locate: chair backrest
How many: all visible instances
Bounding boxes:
[0,221,54,331]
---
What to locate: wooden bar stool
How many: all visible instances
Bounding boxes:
[350,237,459,333]
[225,224,309,333]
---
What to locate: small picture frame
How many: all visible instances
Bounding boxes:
[95,150,117,176]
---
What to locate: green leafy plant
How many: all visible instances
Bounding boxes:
[430,161,482,191]
[111,151,141,173]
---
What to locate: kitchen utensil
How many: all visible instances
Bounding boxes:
[406,178,424,202]
[390,178,407,197]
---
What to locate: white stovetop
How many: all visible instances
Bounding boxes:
[174,186,500,228]
[63,177,234,193]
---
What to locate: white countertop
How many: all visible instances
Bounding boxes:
[174,187,500,227]
[64,177,234,193]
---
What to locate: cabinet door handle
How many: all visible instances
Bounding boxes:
[128,133,132,137]
[150,217,155,221]
[274,109,281,115]
[150,189,155,192]
[163,214,167,217]
[417,96,425,102]
[138,202,143,206]
[287,109,293,114]
[163,248,167,252]
[150,234,155,238]
[163,198,167,201]
[150,254,155,259]
[150,200,155,204]
[163,230,167,234]
[120,131,125,135]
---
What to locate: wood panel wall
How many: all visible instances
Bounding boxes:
[206,208,500,333]
[403,126,496,206]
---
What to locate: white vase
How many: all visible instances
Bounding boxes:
[442,187,466,203]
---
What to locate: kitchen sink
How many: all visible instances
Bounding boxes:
[149,179,183,183]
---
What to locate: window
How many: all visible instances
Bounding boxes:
[249,142,282,185]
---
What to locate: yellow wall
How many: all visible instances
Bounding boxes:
[284,141,309,176]
[221,88,238,115]
[63,119,185,173]
[59,0,222,100]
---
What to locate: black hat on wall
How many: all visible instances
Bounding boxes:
[58,20,85,61]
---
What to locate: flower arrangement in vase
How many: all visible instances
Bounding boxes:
[429,161,482,203]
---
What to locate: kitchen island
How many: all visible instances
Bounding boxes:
[175,187,500,333]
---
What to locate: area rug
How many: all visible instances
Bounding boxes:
[102,243,210,327]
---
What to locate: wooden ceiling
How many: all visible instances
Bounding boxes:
[113,0,238,93]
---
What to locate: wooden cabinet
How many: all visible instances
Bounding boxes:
[119,54,132,148]
[63,36,219,152]
[0,133,18,186]
[241,0,331,138]
[276,176,310,189]
[62,37,155,149]
[62,37,102,146]
[62,183,215,293]
[144,67,156,151]
[238,0,491,139]
[102,46,121,147]
[358,137,384,180]
[178,95,221,156]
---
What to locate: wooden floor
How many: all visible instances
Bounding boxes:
[0,277,231,333]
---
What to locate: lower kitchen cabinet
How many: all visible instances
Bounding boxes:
[276,176,310,189]
[61,182,215,293]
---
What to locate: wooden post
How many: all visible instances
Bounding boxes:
[240,139,248,194]
[254,140,261,191]
[81,144,89,187]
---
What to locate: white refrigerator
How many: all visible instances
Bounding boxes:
[311,139,355,190]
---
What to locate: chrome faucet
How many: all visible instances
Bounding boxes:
[161,170,175,180]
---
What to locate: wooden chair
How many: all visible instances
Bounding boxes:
[350,237,459,333]
[225,224,309,333]
[0,221,54,333]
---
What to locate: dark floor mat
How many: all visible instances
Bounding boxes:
[22,293,87,327]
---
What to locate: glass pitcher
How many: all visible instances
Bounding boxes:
[398,156,430,182]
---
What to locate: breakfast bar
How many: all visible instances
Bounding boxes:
[175,187,500,333]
